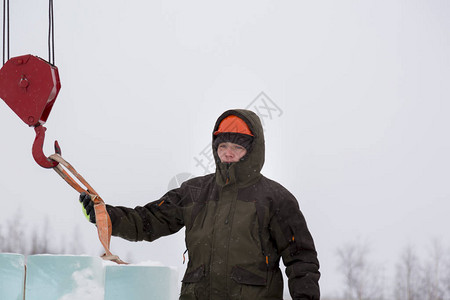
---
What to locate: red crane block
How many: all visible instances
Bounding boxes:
[0,54,61,127]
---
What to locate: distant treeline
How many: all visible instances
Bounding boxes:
[331,239,450,300]
[0,210,84,255]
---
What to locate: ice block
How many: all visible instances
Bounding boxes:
[25,255,105,300]
[0,253,25,300]
[104,264,178,300]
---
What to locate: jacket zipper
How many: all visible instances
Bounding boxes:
[225,163,230,185]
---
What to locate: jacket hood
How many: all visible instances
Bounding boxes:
[212,109,265,187]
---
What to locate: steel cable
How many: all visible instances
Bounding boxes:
[48,0,55,65]
[2,0,10,65]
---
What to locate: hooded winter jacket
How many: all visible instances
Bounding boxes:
[106,109,320,300]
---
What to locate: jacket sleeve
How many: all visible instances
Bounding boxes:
[105,187,186,242]
[270,188,320,300]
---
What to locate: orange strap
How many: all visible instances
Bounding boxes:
[49,153,127,264]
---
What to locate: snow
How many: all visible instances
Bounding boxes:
[59,268,104,300]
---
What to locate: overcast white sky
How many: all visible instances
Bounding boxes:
[1,0,450,298]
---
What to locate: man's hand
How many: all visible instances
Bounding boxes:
[79,192,96,224]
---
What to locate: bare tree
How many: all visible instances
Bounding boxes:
[1,210,27,253]
[337,241,385,300]
[394,245,421,300]
[65,226,86,255]
[443,245,450,299]
[28,217,55,255]
[420,239,446,300]
[394,239,450,300]
[0,224,4,251]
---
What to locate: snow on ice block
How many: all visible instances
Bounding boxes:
[0,253,25,300]
[104,263,178,300]
[25,255,105,300]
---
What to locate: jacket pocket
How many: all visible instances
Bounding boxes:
[182,264,205,283]
[181,265,207,300]
[231,266,267,286]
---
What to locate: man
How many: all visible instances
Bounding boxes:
[80,109,320,299]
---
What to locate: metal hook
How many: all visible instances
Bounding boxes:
[32,125,61,168]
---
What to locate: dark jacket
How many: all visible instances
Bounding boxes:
[106,109,320,299]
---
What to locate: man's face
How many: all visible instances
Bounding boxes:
[217,142,247,163]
